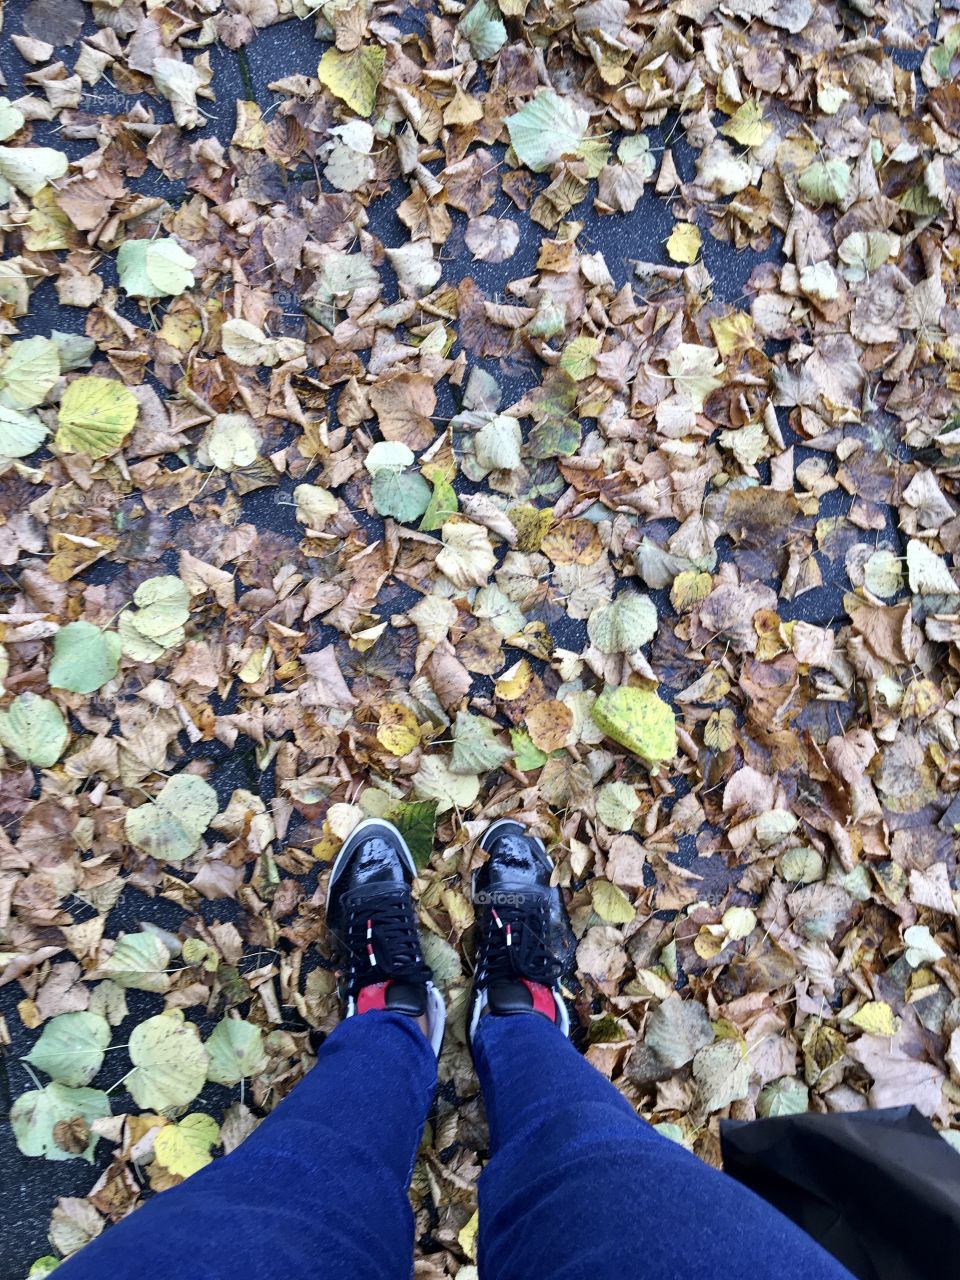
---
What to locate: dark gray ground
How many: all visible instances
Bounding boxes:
[0,4,926,1274]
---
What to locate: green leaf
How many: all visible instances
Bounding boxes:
[117,238,196,298]
[25,1013,111,1087]
[559,337,599,382]
[797,159,850,207]
[371,467,432,522]
[201,413,261,470]
[0,405,47,457]
[458,0,506,59]
[27,1257,61,1278]
[48,621,121,694]
[205,1019,269,1086]
[592,685,677,769]
[0,693,68,767]
[54,376,139,458]
[757,1076,809,1118]
[132,575,191,632]
[590,879,635,924]
[595,780,640,831]
[154,1113,220,1177]
[119,574,190,660]
[667,343,723,410]
[388,798,438,869]
[587,592,658,653]
[420,931,462,987]
[510,728,548,771]
[0,145,68,197]
[10,1083,110,1161]
[0,98,25,143]
[419,472,459,531]
[474,414,522,475]
[505,90,591,173]
[473,584,524,636]
[411,755,480,814]
[365,440,414,473]
[124,773,219,864]
[645,996,715,1070]
[450,710,513,775]
[863,549,902,599]
[317,45,385,116]
[837,231,895,282]
[97,931,173,993]
[50,330,95,372]
[0,336,60,410]
[777,846,823,884]
[126,1013,209,1111]
[899,183,942,217]
[528,415,581,459]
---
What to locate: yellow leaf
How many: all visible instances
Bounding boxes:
[590,879,635,924]
[592,685,677,770]
[849,1000,898,1037]
[559,335,599,381]
[55,376,139,458]
[694,923,726,959]
[720,99,773,148]
[495,658,533,701]
[153,1113,219,1178]
[722,906,757,940]
[670,569,712,611]
[704,708,736,752]
[709,310,759,357]
[666,222,701,264]
[318,45,385,117]
[377,703,421,756]
[458,1210,479,1261]
[232,100,267,150]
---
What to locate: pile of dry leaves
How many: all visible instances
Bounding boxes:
[1,0,960,1271]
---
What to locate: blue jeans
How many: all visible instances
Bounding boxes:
[59,1012,853,1279]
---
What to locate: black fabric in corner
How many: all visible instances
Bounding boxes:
[720,1106,960,1280]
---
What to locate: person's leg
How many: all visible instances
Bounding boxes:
[58,1011,436,1280]
[474,1012,853,1280]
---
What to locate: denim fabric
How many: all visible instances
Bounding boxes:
[58,1010,853,1280]
[473,1014,853,1280]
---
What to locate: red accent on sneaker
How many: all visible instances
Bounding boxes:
[521,979,556,1021]
[357,981,391,1013]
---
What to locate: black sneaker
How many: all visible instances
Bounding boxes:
[327,818,445,1056]
[468,818,570,1045]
